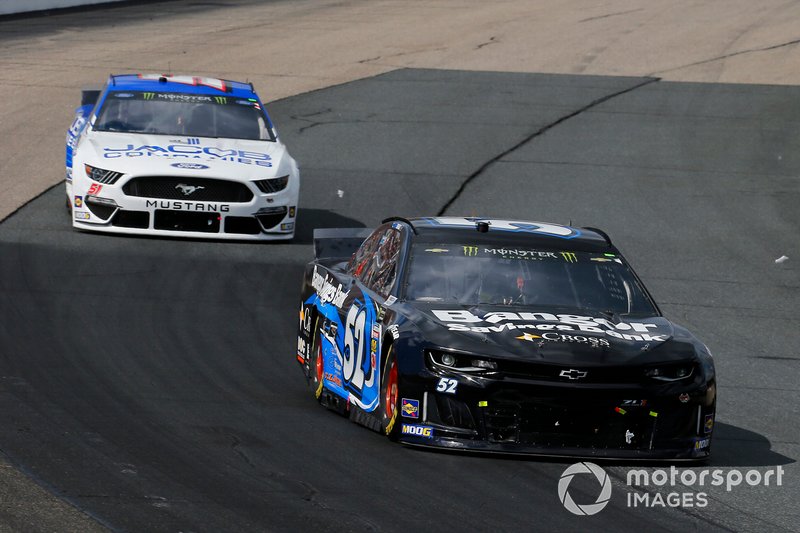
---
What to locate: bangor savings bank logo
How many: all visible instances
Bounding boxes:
[558,462,612,516]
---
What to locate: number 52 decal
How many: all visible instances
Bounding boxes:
[436,378,457,394]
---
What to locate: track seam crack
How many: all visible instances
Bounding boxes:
[436,76,660,216]
[579,8,643,23]
[650,38,800,76]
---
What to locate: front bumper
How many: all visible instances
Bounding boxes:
[397,372,715,460]
[68,175,298,241]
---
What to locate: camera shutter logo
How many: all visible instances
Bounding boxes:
[558,462,612,516]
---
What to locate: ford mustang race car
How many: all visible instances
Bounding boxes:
[296,217,716,459]
[65,74,299,240]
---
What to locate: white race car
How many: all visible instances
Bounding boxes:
[65,74,299,240]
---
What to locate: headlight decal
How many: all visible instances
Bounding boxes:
[84,164,124,184]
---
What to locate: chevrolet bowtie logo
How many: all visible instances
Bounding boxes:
[175,183,205,196]
[515,333,541,342]
[559,369,588,380]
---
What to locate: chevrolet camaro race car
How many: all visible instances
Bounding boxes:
[296,217,716,459]
[65,74,299,240]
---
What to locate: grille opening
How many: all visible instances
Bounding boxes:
[85,200,117,220]
[433,395,475,430]
[483,406,520,443]
[154,210,220,233]
[489,399,686,449]
[498,359,643,384]
[224,216,261,235]
[124,177,253,202]
[256,206,287,230]
[112,210,149,229]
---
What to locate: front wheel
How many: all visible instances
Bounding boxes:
[379,345,400,439]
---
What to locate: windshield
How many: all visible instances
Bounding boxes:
[404,244,657,315]
[93,91,275,141]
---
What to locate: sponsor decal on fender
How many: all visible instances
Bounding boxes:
[311,266,349,308]
[704,414,714,434]
[401,398,419,419]
[324,372,343,387]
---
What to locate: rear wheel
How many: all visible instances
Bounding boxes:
[380,345,400,439]
[307,323,324,400]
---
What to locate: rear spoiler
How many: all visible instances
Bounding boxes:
[81,86,102,107]
[313,228,372,260]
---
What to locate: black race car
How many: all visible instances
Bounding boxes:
[296,217,716,459]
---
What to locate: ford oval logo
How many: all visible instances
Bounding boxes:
[171,162,209,170]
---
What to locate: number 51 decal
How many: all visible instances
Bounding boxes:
[343,301,378,392]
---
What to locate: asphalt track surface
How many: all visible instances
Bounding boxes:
[1,69,799,531]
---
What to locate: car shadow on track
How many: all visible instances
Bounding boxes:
[399,422,794,468]
[293,208,366,245]
[706,422,794,468]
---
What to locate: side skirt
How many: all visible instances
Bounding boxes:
[349,404,382,433]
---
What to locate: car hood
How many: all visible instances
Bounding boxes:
[80,131,290,179]
[404,302,696,366]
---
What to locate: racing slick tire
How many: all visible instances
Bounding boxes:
[307,323,325,401]
[380,344,401,440]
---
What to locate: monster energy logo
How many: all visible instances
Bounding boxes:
[142,92,155,100]
[560,252,578,263]
[463,246,479,256]
[213,96,228,104]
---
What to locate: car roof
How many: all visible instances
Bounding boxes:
[106,74,258,99]
[394,217,614,252]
